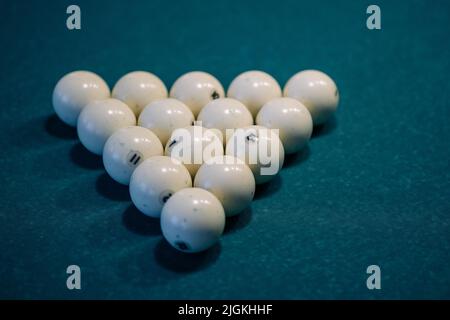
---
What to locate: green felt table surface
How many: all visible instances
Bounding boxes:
[1,0,450,299]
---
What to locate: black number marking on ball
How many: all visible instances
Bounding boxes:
[168,139,178,149]
[127,151,143,167]
[162,193,172,203]
[246,133,258,143]
[211,90,220,99]
[159,190,174,205]
[175,241,189,251]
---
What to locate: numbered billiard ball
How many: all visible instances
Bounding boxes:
[227,70,282,117]
[197,98,254,142]
[283,70,339,125]
[161,188,225,253]
[52,70,110,126]
[103,126,163,185]
[256,97,313,154]
[194,155,255,217]
[138,98,194,146]
[165,125,224,178]
[112,71,167,116]
[226,125,285,185]
[197,98,253,142]
[77,98,136,155]
[169,71,224,117]
[129,156,192,218]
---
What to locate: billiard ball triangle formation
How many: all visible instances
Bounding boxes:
[53,70,339,253]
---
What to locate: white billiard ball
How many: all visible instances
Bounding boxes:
[256,97,312,154]
[194,155,255,217]
[52,71,110,126]
[129,156,192,218]
[226,125,284,185]
[283,70,339,125]
[138,98,194,146]
[227,70,282,117]
[197,98,254,141]
[77,99,136,155]
[169,71,224,117]
[112,71,168,116]
[103,126,163,185]
[161,188,225,253]
[165,126,223,177]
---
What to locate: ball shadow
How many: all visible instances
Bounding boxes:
[283,146,310,168]
[122,204,162,236]
[311,115,337,138]
[95,172,130,202]
[154,238,221,273]
[44,114,77,140]
[69,143,103,170]
[223,207,252,235]
[254,174,283,200]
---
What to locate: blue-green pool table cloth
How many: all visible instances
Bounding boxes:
[1,0,449,299]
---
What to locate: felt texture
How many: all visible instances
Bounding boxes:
[0,0,449,299]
